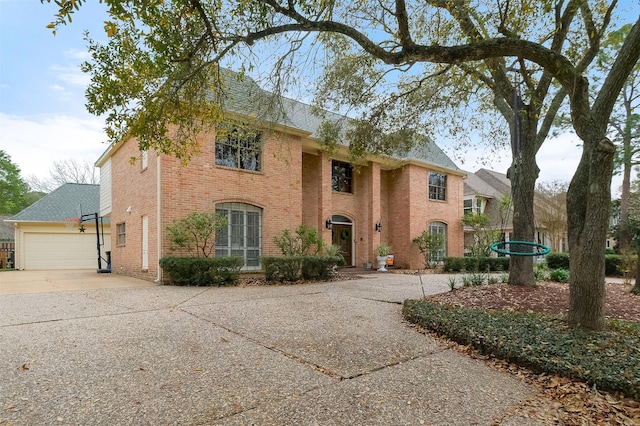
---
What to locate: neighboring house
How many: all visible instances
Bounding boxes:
[97,71,466,282]
[463,168,562,253]
[0,215,15,269]
[4,184,111,270]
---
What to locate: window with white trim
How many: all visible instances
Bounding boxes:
[215,203,262,270]
[428,221,447,262]
[116,223,126,246]
[464,199,473,215]
[428,172,447,201]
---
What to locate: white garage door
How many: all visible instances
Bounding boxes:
[24,233,99,270]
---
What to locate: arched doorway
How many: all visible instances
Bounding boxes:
[331,215,353,266]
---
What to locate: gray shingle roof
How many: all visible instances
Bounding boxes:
[218,70,461,172]
[5,183,101,223]
[464,168,511,198]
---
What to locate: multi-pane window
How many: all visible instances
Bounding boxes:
[116,223,126,246]
[429,221,447,262]
[464,199,473,215]
[215,203,262,270]
[215,127,262,171]
[429,172,447,201]
[464,198,484,215]
[332,160,353,193]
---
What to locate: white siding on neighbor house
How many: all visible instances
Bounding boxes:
[15,224,111,270]
[100,158,112,217]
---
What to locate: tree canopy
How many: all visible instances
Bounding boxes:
[0,150,30,215]
[44,0,640,330]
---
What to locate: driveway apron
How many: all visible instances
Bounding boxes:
[0,273,541,425]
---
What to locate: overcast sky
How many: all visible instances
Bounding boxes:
[1,0,636,195]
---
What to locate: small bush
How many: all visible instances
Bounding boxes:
[605,254,623,277]
[447,277,457,291]
[549,268,570,283]
[274,225,324,256]
[534,263,549,282]
[467,272,486,286]
[487,275,500,284]
[546,252,569,270]
[262,256,303,282]
[301,256,342,280]
[403,299,640,399]
[160,256,243,286]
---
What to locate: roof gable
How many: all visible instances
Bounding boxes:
[465,168,511,198]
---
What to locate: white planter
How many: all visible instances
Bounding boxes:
[376,256,388,272]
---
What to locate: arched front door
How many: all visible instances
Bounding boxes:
[331,215,353,266]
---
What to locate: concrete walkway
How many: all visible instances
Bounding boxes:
[0,271,543,425]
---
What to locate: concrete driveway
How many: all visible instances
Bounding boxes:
[0,270,155,295]
[0,272,542,425]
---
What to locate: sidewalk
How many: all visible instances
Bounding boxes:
[0,272,543,425]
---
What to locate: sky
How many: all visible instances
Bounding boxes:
[0,1,636,195]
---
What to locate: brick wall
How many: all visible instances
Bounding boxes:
[109,127,464,278]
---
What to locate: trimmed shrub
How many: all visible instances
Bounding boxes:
[160,256,243,286]
[403,299,640,400]
[444,256,509,273]
[549,268,570,283]
[605,254,623,277]
[546,252,569,270]
[301,256,342,280]
[443,257,465,272]
[262,256,303,282]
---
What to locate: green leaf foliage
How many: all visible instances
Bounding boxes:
[159,256,243,286]
[0,150,30,215]
[166,211,227,258]
[274,225,324,256]
[403,300,640,400]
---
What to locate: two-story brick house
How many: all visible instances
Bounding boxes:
[97,72,465,281]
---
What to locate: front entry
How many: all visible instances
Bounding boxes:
[331,221,353,267]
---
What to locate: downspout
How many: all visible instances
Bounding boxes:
[154,155,163,284]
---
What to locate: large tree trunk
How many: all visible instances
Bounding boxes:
[566,137,615,330]
[507,154,539,286]
[507,115,539,286]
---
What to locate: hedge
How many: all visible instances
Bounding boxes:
[545,253,633,277]
[443,256,509,272]
[159,256,243,286]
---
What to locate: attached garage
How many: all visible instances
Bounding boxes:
[23,232,102,270]
[5,184,111,271]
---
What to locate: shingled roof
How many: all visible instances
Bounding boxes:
[216,69,462,172]
[5,183,101,223]
[464,168,511,199]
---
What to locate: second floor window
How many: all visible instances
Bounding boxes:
[429,172,447,201]
[332,160,353,193]
[215,127,262,171]
[464,198,483,214]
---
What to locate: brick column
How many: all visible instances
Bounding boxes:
[369,162,381,262]
[318,152,333,246]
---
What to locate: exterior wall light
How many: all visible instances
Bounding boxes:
[375,221,382,232]
[325,218,332,230]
